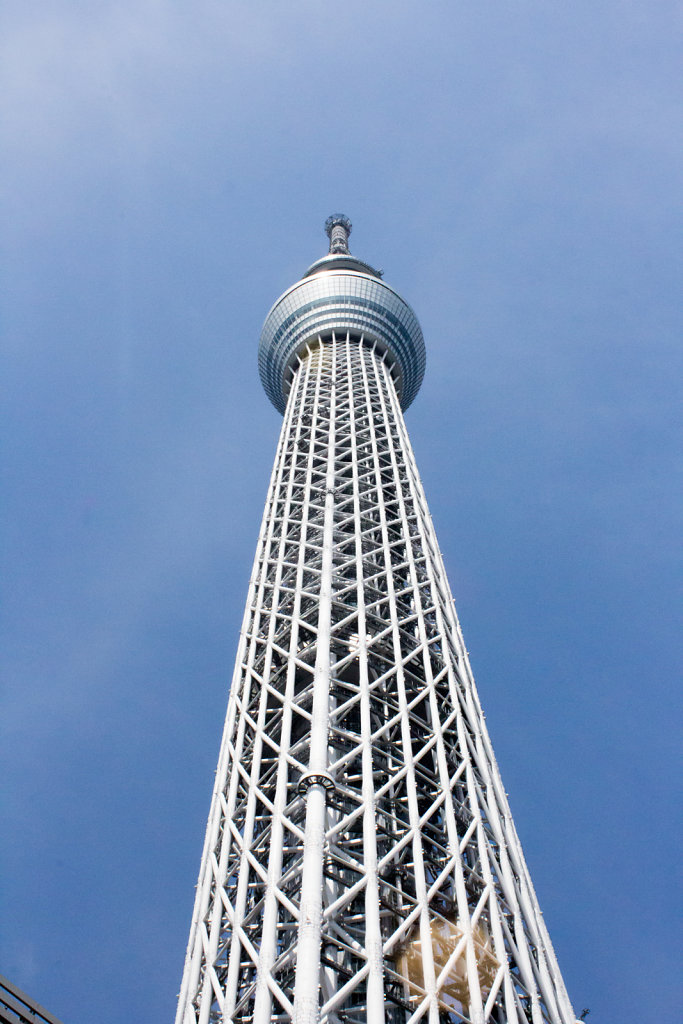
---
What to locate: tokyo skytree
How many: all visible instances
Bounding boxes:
[176,217,577,1024]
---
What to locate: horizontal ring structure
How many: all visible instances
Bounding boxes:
[258,269,425,414]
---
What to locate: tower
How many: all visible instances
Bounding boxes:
[176,218,577,1024]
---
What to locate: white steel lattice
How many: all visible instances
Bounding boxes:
[176,328,576,1024]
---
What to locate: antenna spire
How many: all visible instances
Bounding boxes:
[325,214,352,255]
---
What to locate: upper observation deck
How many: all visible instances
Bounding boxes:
[258,216,426,414]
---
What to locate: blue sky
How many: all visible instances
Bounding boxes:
[2,2,681,1021]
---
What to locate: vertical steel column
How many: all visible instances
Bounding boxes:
[293,338,337,1024]
[345,333,386,1023]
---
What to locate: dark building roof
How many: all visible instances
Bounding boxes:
[0,975,64,1024]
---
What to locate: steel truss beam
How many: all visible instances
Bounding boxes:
[176,333,576,1024]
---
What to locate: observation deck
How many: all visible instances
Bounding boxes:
[258,215,426,414]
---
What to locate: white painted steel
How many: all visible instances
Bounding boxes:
[176,257,576,1024]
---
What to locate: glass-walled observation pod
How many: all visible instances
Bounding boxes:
[258,255,425,415]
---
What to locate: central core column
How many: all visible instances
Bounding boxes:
[293,338,338,1024]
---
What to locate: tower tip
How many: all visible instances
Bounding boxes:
[324,214,352,254]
